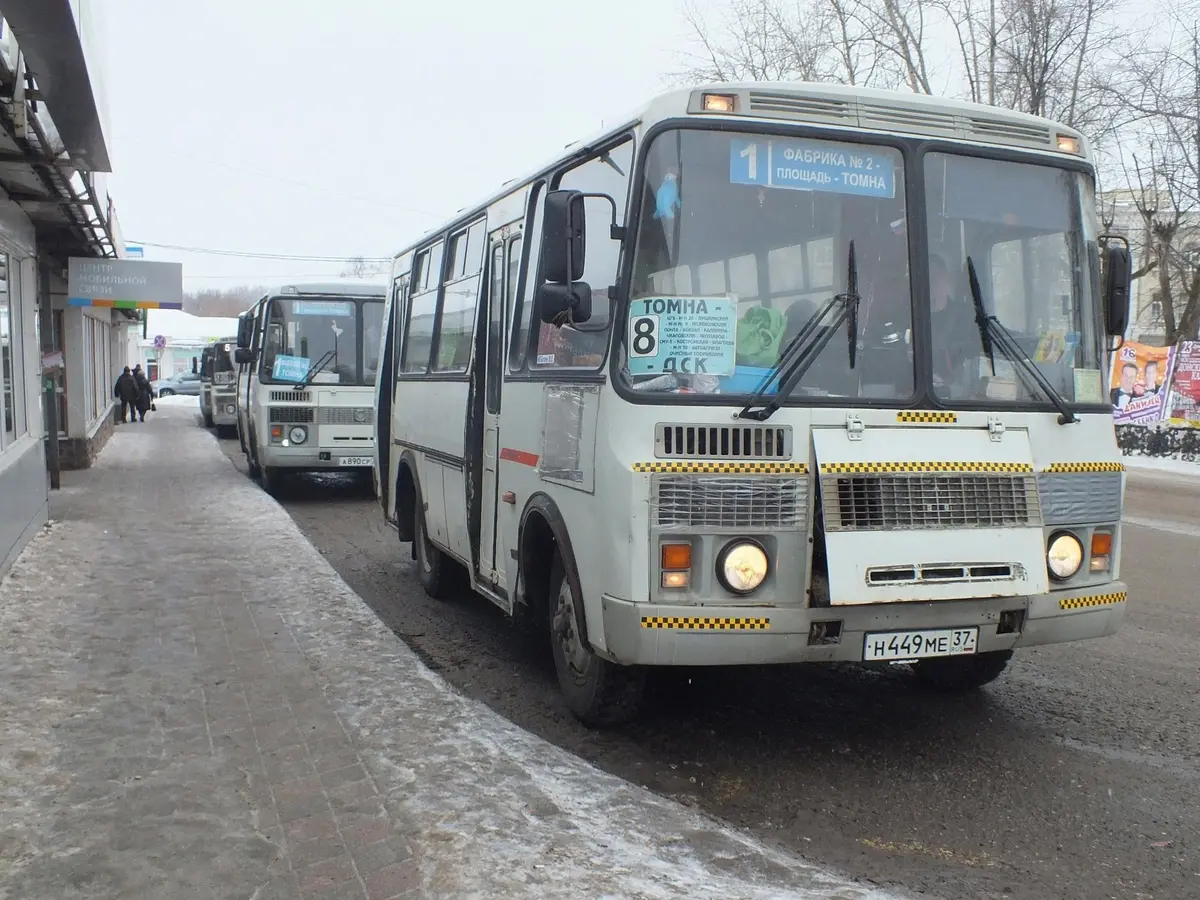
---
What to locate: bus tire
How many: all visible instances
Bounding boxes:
[413,500,462,600]
[245,428,261,479]
[911,649,1012,692]
[204,411,214,428]
[548,552,644,727]
[260,465,281,496]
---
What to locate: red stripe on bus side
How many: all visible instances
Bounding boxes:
[500,447,539,468]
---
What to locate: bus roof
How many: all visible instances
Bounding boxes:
[263,281,387,298]
[390,81,1091,262]
[651,82,1087,146]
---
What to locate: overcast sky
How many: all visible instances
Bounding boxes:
[103,0,707,308]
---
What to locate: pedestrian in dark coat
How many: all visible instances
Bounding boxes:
[114,367,138,423]
[132,365,154,422]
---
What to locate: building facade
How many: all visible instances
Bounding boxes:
[0,1,129,576]
[1100,188,1200,346]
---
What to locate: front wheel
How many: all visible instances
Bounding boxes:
[549,553,644,726]
[911,649,1012,692]
[203,411,214,428]
[413,502,463,600]
[260,465,281,495]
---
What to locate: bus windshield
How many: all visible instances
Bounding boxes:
[260,296,380,386]
[623,128,913,401]
[619,128,1104,410]
[212,341,236,384]
[924,153,1105,407]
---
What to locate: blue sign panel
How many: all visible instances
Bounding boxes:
[627,296,738,377]
[292,300,355,316]
[730,137,896,198]
[272,354,311,382]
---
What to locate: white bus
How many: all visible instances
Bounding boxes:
[233,282,387,494]
[375,83,1133,726]
[200,336,238,435]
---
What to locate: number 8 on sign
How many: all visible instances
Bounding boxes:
[630,314,659,358]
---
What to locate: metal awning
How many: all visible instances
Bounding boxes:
[0,7,122,277]
[0,0,110,172]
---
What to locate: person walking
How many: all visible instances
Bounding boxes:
[132,365,154,423]
[114,367,138,423]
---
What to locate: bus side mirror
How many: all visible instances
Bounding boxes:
[1103,243,1131,337]
[542,190,586,284]
[537,282,593,325]
[234,348,255,365]
[236,314,253,349]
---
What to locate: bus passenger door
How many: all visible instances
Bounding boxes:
[376,275,406,521]
[478,231,519,592]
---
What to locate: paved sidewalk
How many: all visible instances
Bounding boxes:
[0,404,898,900]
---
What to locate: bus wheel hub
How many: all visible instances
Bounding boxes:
[554,582,588,673]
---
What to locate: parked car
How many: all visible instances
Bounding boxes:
[153,372,203,397]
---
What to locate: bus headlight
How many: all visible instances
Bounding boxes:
[1047,532,1083,580]
[354,408,368,423]
[288,426,308,445]
[716,540,769,594]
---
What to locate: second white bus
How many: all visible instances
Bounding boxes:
[234,282,387,493]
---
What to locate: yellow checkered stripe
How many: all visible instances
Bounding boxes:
[632,461,808,474]
[1042,462,1125,473]
[896,411,958,424]
[819,461,1034,474]
[641,616,772,630]
[1059,591,1127,610]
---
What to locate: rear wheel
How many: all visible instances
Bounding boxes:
[413,501,463,600]
[159,388,175,397]
[549,553,644,726]
[912,649,1012,692]
[260,465,282,496]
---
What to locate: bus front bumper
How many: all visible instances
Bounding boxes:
[596,581,1127,666]
[212,396,238,425]
[260,444,375,471]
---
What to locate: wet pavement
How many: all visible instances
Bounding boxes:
[0,401,901,900]
[215,406,1200,900]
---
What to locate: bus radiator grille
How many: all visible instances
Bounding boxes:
[821,473,1041,532]
[653,476,806,530]
[320,407,374,425]
[268,406,315,424]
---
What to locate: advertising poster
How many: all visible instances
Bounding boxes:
[1109,341,1173,425]
[1164,340,1200,428]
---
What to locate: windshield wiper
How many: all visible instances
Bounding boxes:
[737,241,860,421]
[294,349,336,390]
[965,256,1077,426]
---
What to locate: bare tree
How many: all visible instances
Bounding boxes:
[676,0,837,84]
[676,0,1128,127]
[994,0,1125,140]
[835,0,936,93]
[340,256,390,279]
[341,256,369,279]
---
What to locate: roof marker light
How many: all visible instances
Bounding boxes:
[1056,134,1081,154]
[702,93,737,113]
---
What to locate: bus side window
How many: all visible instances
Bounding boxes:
[486,243,506,414]
[402,242,443,374]
[433,219,485,373]
[533,138,634,370]
[391,275,408,399]
[510,183,544,372]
